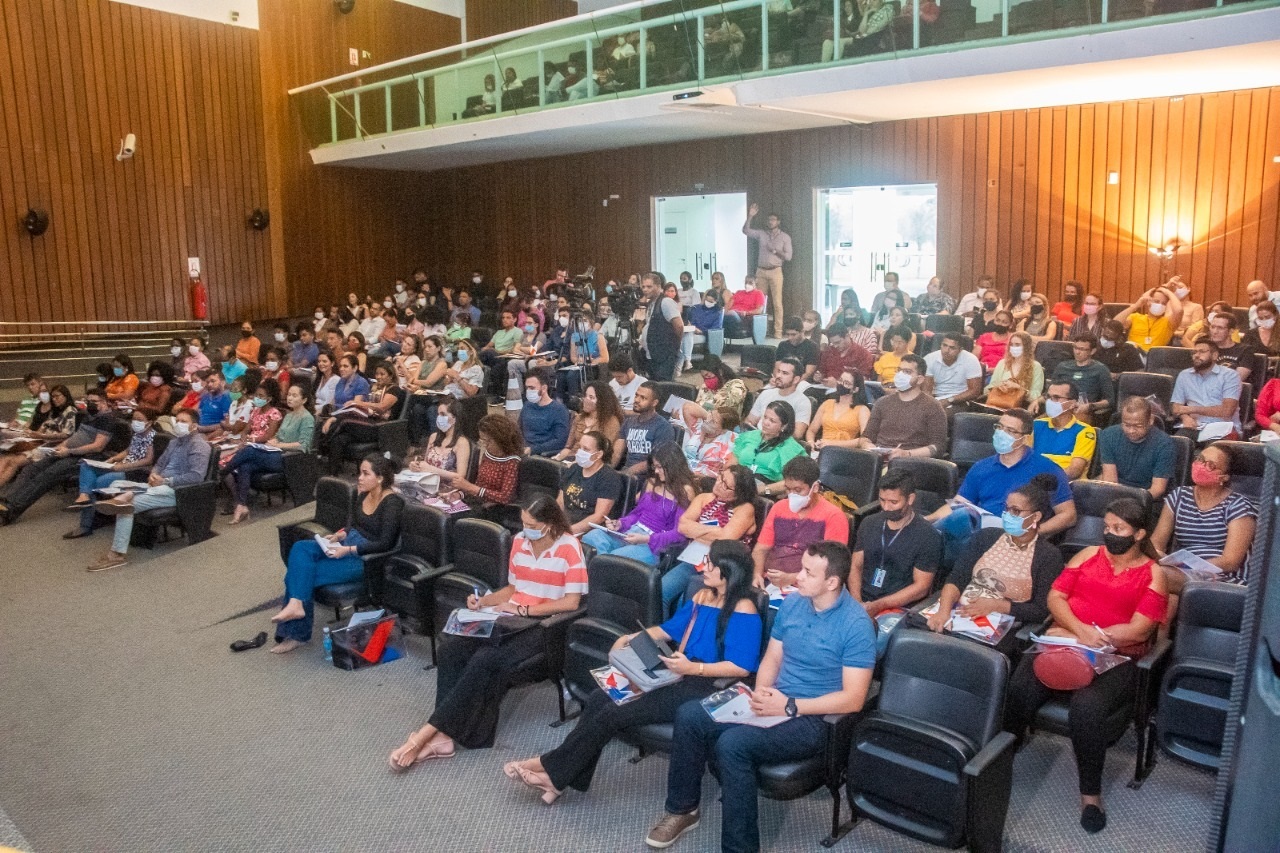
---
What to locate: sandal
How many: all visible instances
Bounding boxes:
[389,734,426,771]
[515,764,562,805]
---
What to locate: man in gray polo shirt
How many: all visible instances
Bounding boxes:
[1171,338,1242,441]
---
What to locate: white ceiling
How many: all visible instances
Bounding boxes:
[311,5,1280,172]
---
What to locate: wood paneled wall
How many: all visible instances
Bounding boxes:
[256,0,458,316]
[0,0,270,325]
[465,0,578,42]
[410,87,1280,317]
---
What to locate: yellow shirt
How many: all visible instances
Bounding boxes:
[1031,415,1097,475]
[874,351,903,384]
[1127,313,1173,351]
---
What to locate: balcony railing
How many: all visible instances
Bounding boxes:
[290,0,1276,148]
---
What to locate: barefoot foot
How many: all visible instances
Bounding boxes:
[270,599,306,623]
[269,638,304,654]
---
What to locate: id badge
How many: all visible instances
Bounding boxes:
[871,568,887,588]
[1145,336,1152,345]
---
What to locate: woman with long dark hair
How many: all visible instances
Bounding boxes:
[503,539,763,803]
[807,370,871,448]
[727,400,806,495]
[582,441,697,565]
[389,496,587,767]
[662,464,759,613]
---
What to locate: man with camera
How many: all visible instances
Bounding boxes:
[639,272,684,381]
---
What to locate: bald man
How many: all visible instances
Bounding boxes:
[1245,280,1280,329]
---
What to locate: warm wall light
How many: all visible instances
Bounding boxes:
[1108,171,1120,185]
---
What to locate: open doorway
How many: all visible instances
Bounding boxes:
[814,183,938,320]
[652,193,749,291]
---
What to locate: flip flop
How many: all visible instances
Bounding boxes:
[230,632,268,652]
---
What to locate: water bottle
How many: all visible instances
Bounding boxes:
[322,627,333,662]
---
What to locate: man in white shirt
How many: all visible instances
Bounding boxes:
[608,353,647,414]
[955,274,996,318]
[358,305,388,345]
[923,332,984,413]
[1245,279,1280,328]
[746,357,812,438]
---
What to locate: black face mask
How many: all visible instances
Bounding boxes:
[1103,533,1136,555]
[991,324,1009,334]
[983,300,998,311]
[883,506,909,521]
[1030,305,1045,315]
[240,329,253,338]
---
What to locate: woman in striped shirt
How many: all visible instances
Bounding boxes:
[389,496,588,769]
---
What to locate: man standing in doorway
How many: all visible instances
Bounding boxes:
[743,202,793,339]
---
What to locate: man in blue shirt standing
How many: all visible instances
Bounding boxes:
[519,370,570,456]
[646,541,876,852]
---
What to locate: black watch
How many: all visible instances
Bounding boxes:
[785,696,798,718]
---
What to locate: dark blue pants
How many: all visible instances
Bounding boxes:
[224,445,284,506]
[277,539,364,642]
[666,699,827,853]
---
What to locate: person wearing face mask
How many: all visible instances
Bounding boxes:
[1244,278,1280,329]
[388,497,584,768]
[583,442,697,565]
[722,275,766,342]
[1003,500,1167,837]
[955,275,995,318]
[268,325,288,354]
[1165,276,1204,342]
[970,289,1005,339]
[312,306,329,336]
[926,409,1075,567]
[503,315,550,397]
[220,377,284,455]
[857,354,948,460]
[807,370,871,448]
[62,408,158,539]
[1242,299,1280,356]
[181,337,210,382]
[1031,381,1097,481]
[983,331,1043,410]
[518,371,571,457]
[1007,279,1035,324]
[678,356,748,432]
[680,290,725,370]
[662,465,759,612]
[751,456,848,590]
[1051,280,1085,325]
[218,375,254,441]
[849,471,941,650]
[729,400,807,495]
[1093,319,1145,375]
[1016,292,1060,344]
[1067,291,1107,339]
[555,381,624,464]
[221,384,314,525]
[1170,338,1242,441]
[358,304,389,349]
[1152,444,1257,595]
[926,474,1064,654]
[392,278,410,308]
[973,310,1014,370]
[913,276,956,317]
[683,407,740,479]
[134,362,175,418]
[0,384,76,490]
[82,408,211,572]
[401,400,471,502]
[873,325,913,384]
[1115,282,1183,351]
[558,431,621,534]
[258,347,292,393]
[166,338,188,376]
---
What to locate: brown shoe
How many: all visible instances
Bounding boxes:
[95,499,134,516]
[63,528,92,540]
[87,553,128,573]
[645,810,699,849]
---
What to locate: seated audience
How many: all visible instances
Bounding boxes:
[914,276,956,317]
[1033,381,1097,481]
[1095,319,1146,374]
[609,354,647,413]
[1245,278,1280,328]
[807,371,870,448]
[1004,497,1166,836]
[775,318,819,382]
[1116,283,1183,351]
[1097,396,1175,500]
[344,331,369,374]
[12,372,47,429]
[745,358,812,438]
[1051,281,1083,326]
[956,276,996,319]
[218,346,248,385]
[405,399,472,489]
[195,370,233,435]
[679,356,748,427]
[105,354,139,404]
[389,497,585,765]
[1170,338,1241,441]
[873,325,913,384]
[136,362,175,418]
[519,371,571,457]
[390,334,423,389]
[924,332,984,412]
[444,414,523,514]
[679,291,723,372]
[752,456,848,588]
[973,309,1014,370]
[1202,310,1255,384]
[857,354,948,459]
[728,401,806,494]
[236,322,262,366]
[289,324,319,370]
[620,382,675,474]
[721,276,765,339]
[583,442,695,565]
[24,383,78,438]
[271,454,404,652]
[554,381,624,463]
[1151,443,1257,591]
[559,431,621,534]
[1049,335,1115,423]
[663,465,759,612]
[63,408,158,540]
[504,540,762,804]
[258,348,291,393]
[441,339,484,399]
[970,294,1006,339]
[683,407,739,478]
[219,378,283,464]
[1067,291,1107,340]
[815,323,875,388]
[645,541,874,852]
[926,474,1064,641]
[222,384,315,524]
[1242,299,1280,356]
[311,352,340,415]
[1170,277,1203,344]
[85,408,212,573]
[984,331,1043,410]
[1017,292,1060,343]
[182,337,210,380]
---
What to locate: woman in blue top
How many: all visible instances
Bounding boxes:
[680,291,725,370]
[503,539,764,803]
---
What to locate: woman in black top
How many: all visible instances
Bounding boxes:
[270,453,404,653]
[325,363,406,474]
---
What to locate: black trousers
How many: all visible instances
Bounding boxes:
[1004,654,1137,796]
[428,626,544,749]
[326,418,380,473]
[540,676,719,792]
[1,455,78,517]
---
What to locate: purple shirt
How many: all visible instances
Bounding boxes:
[619,490,688,555]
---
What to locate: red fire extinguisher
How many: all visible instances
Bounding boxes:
[190,275,208,321]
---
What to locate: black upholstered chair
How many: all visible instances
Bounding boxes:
[886,457,959,514]
[949,412,1001,478]
[332,405,410,470]
[275,476,356,564]
[311,535,403,622]
[250,450,322,508]
[1057,480,1152,558]
[130,444,221,548]
[1210,440,1265,500]
[1033,340,1074,377]
[1116,371,1174,414]
[1153,581,1247,771]
[817,446,881,510]
[425,518,513,663]
[846,630,1015,852]
[1170,434,1194,487]
[739,344,778,377]
[1146,346,1192,377]
[379,502,454,636]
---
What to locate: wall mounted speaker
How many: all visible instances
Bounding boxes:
[247,209,270,231]
[22,208,48,237]
[335,0,356,13]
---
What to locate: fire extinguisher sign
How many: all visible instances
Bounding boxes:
[187,257,201,278]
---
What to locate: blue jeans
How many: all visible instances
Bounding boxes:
[224,445,285,506]
[934,505,981,571]
[111,486,176,554]
[277,534,366,642]
[581,527,658,565]
[662,560,699,615]
[77,465,126,532]
[666,699,828,853]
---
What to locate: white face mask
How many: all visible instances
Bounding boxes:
[508,289,518,298]
[1008,344,1024,358]
[171,346,182,357]
[131,419,147,433]
[395,283,405,292]
[188,345,200,356]
[417,297,427,307]
[472,276,482,284]
[264,361,279,372]
[1045,399,1065,418]
[1207,312,1219,324]
[575,449,595,468]
[383,301,394,309]
[270,332,284,343]
[1260,319,1276,330]
[1082,303,1099,316]
[1099,338,1116,349]
[173,421,192,437]
[892,371,913,392]
[787,489,812,513]
[1148,302,1166,317]
[190,381,204,392]
[38,391,50,403]
[526,389,540,403]
[558,316,570,328]
[436,414,453,431]
[744,282,755,291]
[149,376,164,387]
[1175,286,1190,300]
[704,300,716,309]
[315,312,325,320]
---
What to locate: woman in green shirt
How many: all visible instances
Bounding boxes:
[224,383,316,524]
[726,400,805,494]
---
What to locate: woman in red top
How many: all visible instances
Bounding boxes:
[1004,497,1167,835]
[388,497,587,768]
[443,414,521,516]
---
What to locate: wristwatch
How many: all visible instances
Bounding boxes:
[785,697,798,718]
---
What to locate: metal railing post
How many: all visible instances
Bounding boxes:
[538,49,546,106]
[913,0,921,49]
[697,14,705,81]
[639,27,647,88]
[385,84,393,133]
[833,0,841,59]
[761,2,770,71]
[329,94,338,142]
[585,40,594,98]
[493,58,503,114]
[1002,0,1010,37]
[417,76,427,127]
[353,91,362,139]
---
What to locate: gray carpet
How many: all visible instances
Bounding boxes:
[0,487,1218,852]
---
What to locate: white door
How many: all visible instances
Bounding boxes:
[653,193,748,291]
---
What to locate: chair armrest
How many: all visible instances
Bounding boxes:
[173,480,217,544]
[822,682,879,781]
[359,541,401,605]
[1135,636,1173,727]
[281,451,321,504]
[849,501,881,537]
[964,730,1017,779]
[963,731,1017,853]
[1015,616,1053,645]
[540,605,589,676]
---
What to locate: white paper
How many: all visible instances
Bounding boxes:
[247,442,282,452]
[1159,549,1223,580]
[452,607,505,624]
[1029,633,1112,654]
[676,540,710,566]
[662,394,686,415]
[314,533,341,556]
[707,690,788,728]
[1260,430,1280,444]
[83,459,116,469]
[347,609,386,628]
[1197,422,1236,442]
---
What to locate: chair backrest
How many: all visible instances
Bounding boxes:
[1116,371,1174,410]
[584,554,663,627]
[740,344,777,375]
[655,381,697,405]
[817,446,881,508]
[924,313,964,335]
[312,476,356,531]
[1033,340,1074,377]
[456,392,487,441]
[886,457,959,514]
[1211,440,1265,500]
[1146,346,1193,374]
[470,326,493,347]
[449,517,511,590]
[949,412,1001,475]
[1062,481,1153,552]
[1173,581,1247,669]
[879,630,1009,747]
[515,456,564,504]
[1168,434,1193,486]
[398,502,452,568]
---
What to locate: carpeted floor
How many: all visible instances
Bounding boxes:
[0,486,1219,852]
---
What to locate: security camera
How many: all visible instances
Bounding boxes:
[116,133,136,161]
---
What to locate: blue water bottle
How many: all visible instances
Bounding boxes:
[322,627,333,662]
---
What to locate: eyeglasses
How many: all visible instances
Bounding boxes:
[1194,455,1226,473]
[1046,393,1072,403]
[994,424,1025,437]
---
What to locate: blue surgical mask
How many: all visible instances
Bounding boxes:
[523,527,546,541]
[113,367,125,377]
[456,350,469,363]
[992,429,1018,455]
[252,397,269,408]
[1001,511,1027,537]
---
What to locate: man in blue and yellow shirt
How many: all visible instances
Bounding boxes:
[1032,380,1097,481]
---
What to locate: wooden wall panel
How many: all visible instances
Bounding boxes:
[0,0,270,325]
[465,0,577,42]
[401,87,1279,319]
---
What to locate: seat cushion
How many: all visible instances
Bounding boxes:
[314,581,365,607]
[135,507,179,526]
